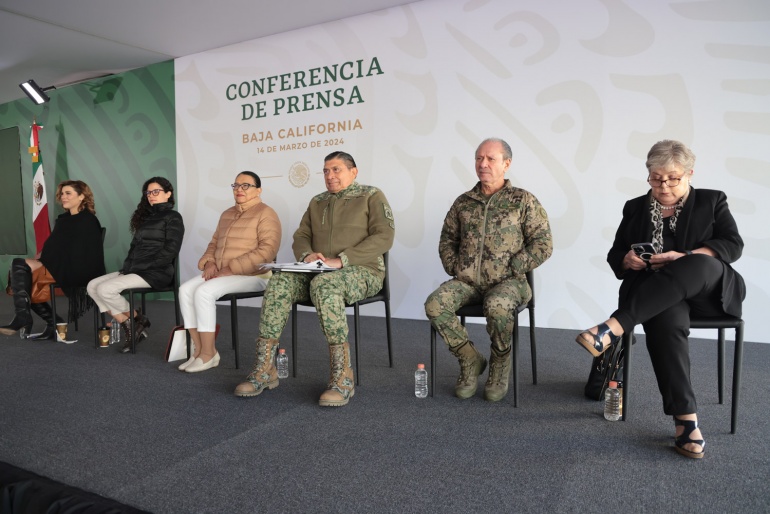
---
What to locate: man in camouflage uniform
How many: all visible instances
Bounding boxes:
[425,138,552,401]
[235,151,395,407]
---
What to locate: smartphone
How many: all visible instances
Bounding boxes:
[631,242,656,262]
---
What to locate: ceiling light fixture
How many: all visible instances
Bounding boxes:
[19,79,56,104]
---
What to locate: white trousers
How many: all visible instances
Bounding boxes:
[179,274,268,333]
[87,272,151,315]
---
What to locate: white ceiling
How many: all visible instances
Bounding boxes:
[0,0,415,106]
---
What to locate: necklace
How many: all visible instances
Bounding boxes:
[660,204,677,211]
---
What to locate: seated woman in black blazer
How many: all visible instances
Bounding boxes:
[576,140,745,460]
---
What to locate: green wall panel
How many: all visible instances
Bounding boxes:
[0,126,26,255]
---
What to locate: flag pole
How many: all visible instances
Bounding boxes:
[30,119,51,253]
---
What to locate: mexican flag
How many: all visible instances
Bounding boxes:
[29,122,50,253]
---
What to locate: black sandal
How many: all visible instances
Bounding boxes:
[674,417,705,459]
[576,322,619,357]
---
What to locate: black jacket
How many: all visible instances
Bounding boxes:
[607,188,745,317]
[121,203,185,289]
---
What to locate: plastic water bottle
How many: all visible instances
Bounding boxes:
[604,380,621,421]
[276,348,289,379]
[414,363,428,398]
[110,321,121,345]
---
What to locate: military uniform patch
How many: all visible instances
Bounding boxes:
[383,204,394,228]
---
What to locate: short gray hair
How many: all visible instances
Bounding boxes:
[646,140,696,172]
[477,138,512,161]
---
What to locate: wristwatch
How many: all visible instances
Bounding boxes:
[685,250,693,255]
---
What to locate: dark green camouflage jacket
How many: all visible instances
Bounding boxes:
[293,182,395,279]
[439,179,552,288]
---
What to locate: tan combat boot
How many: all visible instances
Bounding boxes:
[234,338,280,397]
[449,340,487,399]
[484,346,512,402]
[318,342,355,407]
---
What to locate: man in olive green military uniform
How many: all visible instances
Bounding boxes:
[235,151,395,407]
[425,138,553,402]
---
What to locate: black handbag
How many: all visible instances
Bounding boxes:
[584,335,634,400]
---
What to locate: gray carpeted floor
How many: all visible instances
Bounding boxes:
[1,298,768,513]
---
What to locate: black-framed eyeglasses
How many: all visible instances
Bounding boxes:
[231,183,258,191]
[145,189,165,197]
[647,176,684,188]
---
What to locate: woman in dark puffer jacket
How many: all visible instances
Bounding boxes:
[87,177,184,352]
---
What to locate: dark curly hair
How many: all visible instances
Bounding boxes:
[129,177,175,234]
[56,180,96,214]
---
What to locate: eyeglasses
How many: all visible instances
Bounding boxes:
[145,189,165,197]
[322,166,350,175]
[647,176,684,188]
[231,183,259,191]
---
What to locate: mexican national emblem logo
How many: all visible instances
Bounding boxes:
[33,180,45,206]
[288,161,310,188]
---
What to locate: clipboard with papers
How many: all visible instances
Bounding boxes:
[260,260,339,273]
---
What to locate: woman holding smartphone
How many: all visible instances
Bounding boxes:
[575,140,745,459]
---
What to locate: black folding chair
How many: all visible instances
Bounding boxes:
[216,290,265,369]
[429,270,537,407]
[621,315,744,433]
[94,256,181,353]
[290,252,393,385]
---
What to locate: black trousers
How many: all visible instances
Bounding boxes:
[612,255,726,415]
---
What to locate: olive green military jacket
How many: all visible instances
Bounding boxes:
[292,182,395,279]
[439,179,552,288]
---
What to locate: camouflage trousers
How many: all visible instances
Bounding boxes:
[424,277,531,352]
[259,266,383,346]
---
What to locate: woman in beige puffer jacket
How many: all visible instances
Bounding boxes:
[178,171,281,373]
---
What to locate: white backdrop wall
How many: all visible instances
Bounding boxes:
[175,0,770,343]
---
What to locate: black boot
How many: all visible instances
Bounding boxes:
[134,309,151,340]
[28,302,65,340]
[119,319,134,353]
[0,259,33,336]
[119,308,152,353]
[118,310,151,353]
